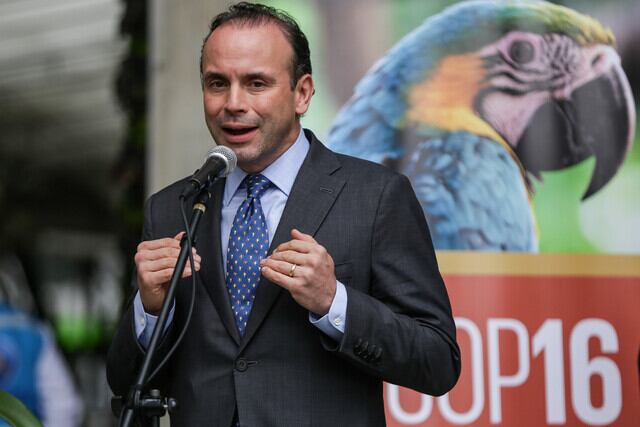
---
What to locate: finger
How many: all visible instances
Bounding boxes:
[260,258,301,278]
[273,239,313,254]
[139,257,179,273]
[140,263,197,286]
[265,250,307,266]
[138,237,182,251]
[185,257,201,270]
[181,265,197,278]
[188,248,201,263]
[140,256,200,273]
[185,255,202,272]
[139,268,175,287]
[137,246,181,263]
[260,265,297,290]
[137,246,201,263]
[291,228,316,243]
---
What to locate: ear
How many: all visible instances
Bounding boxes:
[294,74,314,116]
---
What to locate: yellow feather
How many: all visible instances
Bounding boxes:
[406,52,534,208]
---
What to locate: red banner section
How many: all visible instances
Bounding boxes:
[384,252,640,426]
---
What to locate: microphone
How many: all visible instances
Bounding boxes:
[180,145,237,198]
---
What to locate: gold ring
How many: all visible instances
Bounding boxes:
[288,263,297,277]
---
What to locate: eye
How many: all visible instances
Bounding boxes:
[508,40,535,64]
[207,79,227,90]
[250,80,266,89]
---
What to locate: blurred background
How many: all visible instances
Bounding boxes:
[0,0,637,425]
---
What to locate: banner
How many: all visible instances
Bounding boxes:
[384,252,640,426]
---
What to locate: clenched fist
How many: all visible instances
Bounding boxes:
[134,232,201,314]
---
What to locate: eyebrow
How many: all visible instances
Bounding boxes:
[202,71,276,83]
[202,71,227,82]
[244,72,274,81]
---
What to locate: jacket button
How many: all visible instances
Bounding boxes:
[374,347,383,361]
[365,344,377,361]
[235,358,248,372]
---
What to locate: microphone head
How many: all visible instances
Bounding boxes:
[206,145,237,177]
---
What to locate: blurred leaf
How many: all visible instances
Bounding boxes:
[533,158,598,252]
[0,391,43,427]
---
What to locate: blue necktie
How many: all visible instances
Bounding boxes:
[226,174,271,336]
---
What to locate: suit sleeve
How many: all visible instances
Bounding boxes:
[323,173,461,396]
[106,196,176,397]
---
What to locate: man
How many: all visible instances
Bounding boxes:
[107,3,460,426]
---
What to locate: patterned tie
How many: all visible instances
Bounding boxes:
[226,174,271,336]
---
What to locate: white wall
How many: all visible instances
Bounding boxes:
[148,0,229,195]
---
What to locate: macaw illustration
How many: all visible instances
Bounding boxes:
[328,0,636,251]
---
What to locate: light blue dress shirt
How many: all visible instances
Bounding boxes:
[134,129,347,346]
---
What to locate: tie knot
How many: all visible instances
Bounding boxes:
[245,174,271,199]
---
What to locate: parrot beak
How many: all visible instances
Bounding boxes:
[515,59,635,200]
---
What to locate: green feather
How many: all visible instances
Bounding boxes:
[497,1,615,46]
[421,0,615,60]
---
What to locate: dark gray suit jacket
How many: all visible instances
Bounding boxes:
[107,130,460,426]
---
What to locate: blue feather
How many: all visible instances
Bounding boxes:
[327,1,563,252]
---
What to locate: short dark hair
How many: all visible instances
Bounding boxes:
[200,2,312,88]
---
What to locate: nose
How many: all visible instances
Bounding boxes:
[225,84,248,115]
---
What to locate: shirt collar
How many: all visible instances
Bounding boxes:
[222,129,310,206]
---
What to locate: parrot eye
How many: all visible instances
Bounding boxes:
[508,40,535,64]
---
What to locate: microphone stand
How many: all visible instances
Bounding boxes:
[118,188,212,427]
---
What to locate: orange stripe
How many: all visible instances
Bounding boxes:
[435,251,640,277]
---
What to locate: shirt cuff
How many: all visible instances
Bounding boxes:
[309,280,347,342]
[133,291,174,349]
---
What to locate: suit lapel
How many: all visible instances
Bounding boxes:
[198,178,241,345]
[240,134,346,350]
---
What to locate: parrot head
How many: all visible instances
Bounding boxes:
[402,0,635,199]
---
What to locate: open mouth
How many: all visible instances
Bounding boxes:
[222,126,258,136]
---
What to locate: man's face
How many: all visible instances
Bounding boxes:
[201,23,313,173]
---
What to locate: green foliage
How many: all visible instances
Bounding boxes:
[0,392,43,427]
[113,0,148,305]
